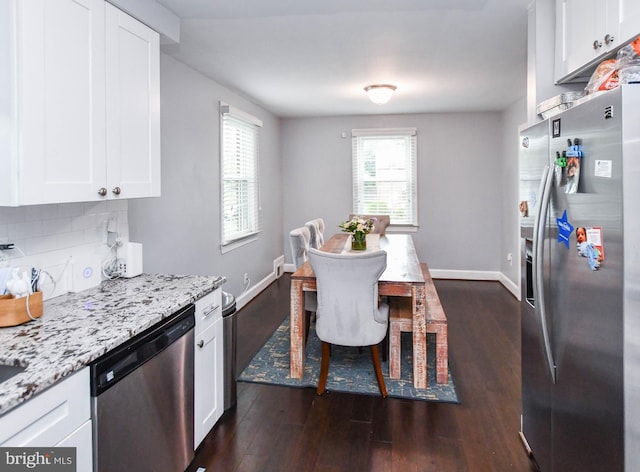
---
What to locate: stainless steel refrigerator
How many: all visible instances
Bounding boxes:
[519,85,640,472]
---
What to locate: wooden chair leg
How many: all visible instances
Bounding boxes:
[370,345,388,398]
[317,341,331,395]
[381,328,388,362]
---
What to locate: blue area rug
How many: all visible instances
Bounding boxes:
[238,317,459,403]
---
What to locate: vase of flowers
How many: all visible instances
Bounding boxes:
[339,216,375,250]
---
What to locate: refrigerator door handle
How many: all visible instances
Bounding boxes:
[532,164,557,384]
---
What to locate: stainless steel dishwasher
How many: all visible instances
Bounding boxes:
[90,304,195,472]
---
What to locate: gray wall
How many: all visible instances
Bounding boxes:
[500,97,528,293]
[129,54,527,301]
[281,112,506,277]
[129,54,283,298]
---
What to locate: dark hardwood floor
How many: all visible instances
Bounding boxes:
[187,275,539,472]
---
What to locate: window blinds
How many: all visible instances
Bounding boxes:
[221,104,262,246]
[351,128,417,226]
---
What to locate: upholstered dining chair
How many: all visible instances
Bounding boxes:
[305,218,325,249]
[308,248,389,397]
[289,226,317,342]
[349,214,391,235]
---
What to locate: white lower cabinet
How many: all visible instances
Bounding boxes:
[194,289,224,449]
[0,367,93,472]
[56,419,93,470]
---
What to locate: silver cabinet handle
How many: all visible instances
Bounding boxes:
[112,186,121,195]
[604,33,615,45]
[202,304,220,317]
[197,340,204,348]
[98,187,107,196]
[593,39,602,50]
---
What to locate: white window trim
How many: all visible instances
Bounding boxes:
[351,127,418,227]
[220,102,262,253]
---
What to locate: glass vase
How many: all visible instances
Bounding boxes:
[351,232,367,250]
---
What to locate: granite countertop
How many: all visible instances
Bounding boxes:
[0,273,225,416]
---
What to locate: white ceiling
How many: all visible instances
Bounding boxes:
[156,0,531,117]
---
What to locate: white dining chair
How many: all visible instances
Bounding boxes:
[289,226,317,342]
[308,248,389,397]
[305,218,325,249]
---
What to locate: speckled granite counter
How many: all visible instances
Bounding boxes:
[0,273,225,416]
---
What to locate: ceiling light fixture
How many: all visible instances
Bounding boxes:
[364,84,397,104]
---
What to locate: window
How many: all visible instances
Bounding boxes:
[351,128,418,226]
[220,103,262,250]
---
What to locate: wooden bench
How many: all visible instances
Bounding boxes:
[388,262,448,384]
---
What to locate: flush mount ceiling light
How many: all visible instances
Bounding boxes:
[364,84,397,104]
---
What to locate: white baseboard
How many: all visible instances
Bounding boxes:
[237,255,285,310]
[273,255,285,278]
[426,269,520,300]
[236,270,277,311]
[499,273,520,300]
[429,269,499,281]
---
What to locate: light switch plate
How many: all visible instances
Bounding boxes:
[69,255,103,292]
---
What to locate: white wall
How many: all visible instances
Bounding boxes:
[128,54,284,300]
[281,112,505,279]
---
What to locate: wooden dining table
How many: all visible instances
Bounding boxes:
[290,232,429,389]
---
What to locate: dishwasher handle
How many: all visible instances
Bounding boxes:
[91,304,195,396]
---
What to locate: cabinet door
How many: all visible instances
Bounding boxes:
[195,289,222,334]
[56,420,93,472]
[0,368,90,447]
[557,0,602,76]
[17,0,106,204]
[105,3,160,200]
[194,317,224,448]
[619,0,640,43]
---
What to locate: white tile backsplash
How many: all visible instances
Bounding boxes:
[0,202,129,299]
[26,204,59,221]
[26,235,60,255]
[9,221,43,240]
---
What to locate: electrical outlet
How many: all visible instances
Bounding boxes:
[243,273,249,285]
[507,253,513,266]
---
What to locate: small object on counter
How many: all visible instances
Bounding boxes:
[30,267,41,292]
[536,92,585,119]
[0,267,13,295]
[6,268,32,298]
[519,201,528,217]
[0,291,43,327]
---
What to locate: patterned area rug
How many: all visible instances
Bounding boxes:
[238,317,459,403]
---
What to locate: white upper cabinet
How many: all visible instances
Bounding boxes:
[1,0,106,206]
[555,0,640,82]
[0,0,160,206]
[105,3,160,200]
[619,0,640,41]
